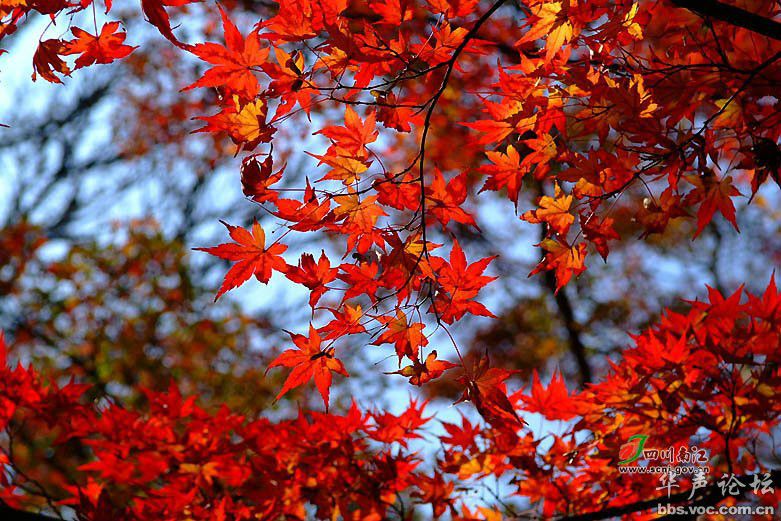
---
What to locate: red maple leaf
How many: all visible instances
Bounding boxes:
[687,173,741,238]
[273,179,332,232]
[581,215,619,261]
[369,397,430,446]
[457,352,524,430]
[425,170,477,228]
[321,304,367,340]
[421,241,496,323]
[267,324,349,409]
[374,172,421,211]
[285,251,338,307]
[241,154,283,203]
[316,107,378,157]
[140,0,192,49]
[337,261,381,303]
[520,369,580,421]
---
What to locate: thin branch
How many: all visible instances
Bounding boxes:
[416,0,508,253]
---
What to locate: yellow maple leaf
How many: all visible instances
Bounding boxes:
[228,96,267,143]
[334,193,386,231]
[521,183,574,235]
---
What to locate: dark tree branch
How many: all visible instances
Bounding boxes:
[543,269,592,385]
[416,0,507,252]
[0,504,59,521]
[0,82,112,150]
[670,0,781,41]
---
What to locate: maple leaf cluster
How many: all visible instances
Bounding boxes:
[32,22,136,83]
[477,279,781,518]
[0,331,431,520]
[2,280,780,518]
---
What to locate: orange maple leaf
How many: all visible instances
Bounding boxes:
[262,0,348,41]
[481,144,526,205]
[195,220,287,300]
[522,133,558,178]
[530,238,587,292]
[308,152,370,185]
[333,192,387,252]
[521,183,574,235]
[316,107,378,157]
[461,119,514,145]
[516,1,574,62]
[411,472,456,518]
[263,47,313,117]
[185,6,269,99]
[386,350,457,386]
[334,193,386,231]
[195,96,274,150]
[63,22,136,69]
